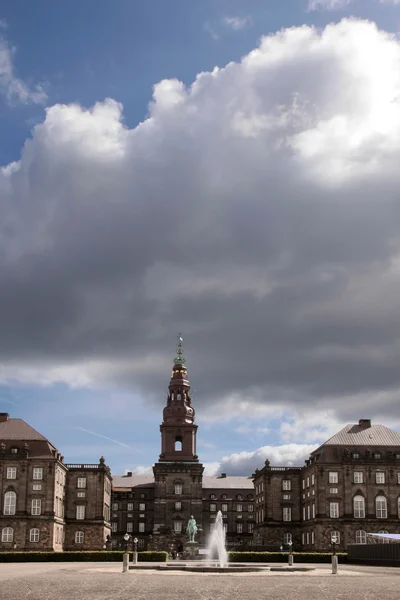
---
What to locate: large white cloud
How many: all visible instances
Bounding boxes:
[1,19,400,429]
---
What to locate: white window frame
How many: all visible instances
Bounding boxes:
[283,532,292,545]
[6,467,16,480]
[282,480,291,491]
[329,472,338,484]
[236,523,243,534]
[311,474,315,486]
[139,503,146,511]
[30,528,40,543]
[112,503,118,511]
[33,484,42,491]
[174,484,182,495]
[1,527,13,542]
[76,505,86,520]
[175,501,182,511]
[376,496,387,519]
[355,530,366,544]
[248,523,254,534]
[33,468,43,480]
[353,495,365,519]
[222,503,228,512]
[127,522,133,533]
[139,522,145,533]
[75,531,84,544]
[331,530,340,544]
[111,522,117,533]
[312,503,316,519]
[283,507,292,522]
[127,503,134,511]
[354,472,364,484]
[376,472,385,485]
[31,499,41,516]
[4,492,16,516]
[77,477,87,489]
[330,502,339,519]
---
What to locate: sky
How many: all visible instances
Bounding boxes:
[1,0,400,477]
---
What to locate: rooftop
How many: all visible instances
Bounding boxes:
[0,414,49,442]
[112,474,253,489]
[316,420,400,450]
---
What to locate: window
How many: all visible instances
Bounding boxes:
[139,503,146,511]
[236,523,243,534]
[112,503,118,511]
[33,484,42,491]
[175,437,182,451]
[312,503,315,519]
[378,530,389,544]
[353,495,365,518]
[77,477,86,489]
[329,488,338,494]
[76,505,85,520]
[329,472,338,484]
[1,527,13,542]
[306,477,310,487]
[236,504,243,512]
[210,494,216,500]
[174,484,182,495]
[11,448,18,454]
[355,530,366,544]
[398,473,400,484]
[331,531,340,544]
[31,499,41,516]
[139,522,145,533]
[282,480,291,491]
[303,507,306,520]
[374,452,381,459]
[247,504,254,512]
[283,532,292,545]
[77,492,85,498]
[237,494,243,500]
[30,528,40,543]
[353,452,360,459]
[307,505,310,520]
[311,531,315,545]
[6,467,16,479]
[330,502,339,518]
[311,474,315,486]
[127,522,133,532]
[302,532,305,545]
[75,531,84,544]
[283,507,292,522]
[306,532,310,545]
[248,523,254,533]
[111,522,117,533]
[209,504,216,512]
[302,479,305,489]
[222,503,228,512]
[127,503,134,511]
[354,472,364,484]
[376,472,385,484]
[33,468,43,480]
[172,521,181,533]
[376,496,387,519]
[283,494,291,500]
[138,539,145,548]
[175,502,182,511]
[140,493,145,499]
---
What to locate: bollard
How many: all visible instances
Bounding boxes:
[122,552,129,573]
[288,554,294,567]
[331,555,338,575]
[133,551,138,565]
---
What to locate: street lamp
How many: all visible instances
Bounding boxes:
[122,533,130,573]
[288,540,293,566]
[123,533,130,552]
[133,537,139,565]
[331,532,338,575]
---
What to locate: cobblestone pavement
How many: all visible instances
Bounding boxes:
[0,563,399,600]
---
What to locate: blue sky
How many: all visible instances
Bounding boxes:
[1,0,400,476]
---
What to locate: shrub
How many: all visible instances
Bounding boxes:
[228,551,348,563]
[0,551,168,563]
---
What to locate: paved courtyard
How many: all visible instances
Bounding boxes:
[0,562,399,600]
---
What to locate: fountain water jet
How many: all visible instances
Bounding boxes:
[207,510,228,567]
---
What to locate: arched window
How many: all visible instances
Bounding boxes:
[331,530,340,544]
[1,527,13,542]
[175,436,182,451]
[75,531,84,544]
[376,496,387,519]
[353,495,365,518]
[4,491,16,515]
[30,528,40,543]
[355,530,366,544]
[283,532,292,545]
[378,530,389,544]
[174,481,183,495]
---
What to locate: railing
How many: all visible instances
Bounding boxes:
[268,467,302,472]
[65,464,100,469]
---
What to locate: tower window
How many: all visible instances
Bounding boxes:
[175,436,183,451]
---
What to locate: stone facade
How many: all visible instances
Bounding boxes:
[0,412,111,551]
[253,419,400,551]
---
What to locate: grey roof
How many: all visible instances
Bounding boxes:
[112,474,253,490]
[203,476,253,489]
[0,418,49,441]
[316,423,400,449]
[112,475,155,488]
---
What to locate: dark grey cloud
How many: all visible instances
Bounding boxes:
[1,19,400,425]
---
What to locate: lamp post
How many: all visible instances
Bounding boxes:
[122,533,130,573]
[133,537,138,565]
[331,533,338,575]
[288,540,293,566]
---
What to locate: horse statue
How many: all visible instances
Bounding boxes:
[186,515,197,542]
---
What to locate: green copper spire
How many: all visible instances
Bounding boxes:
[174,333,186,365]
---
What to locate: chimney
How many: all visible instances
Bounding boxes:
[126,471,133,477]
[0,413,9,423]
[219,473,227,478]
[359,419,371,429]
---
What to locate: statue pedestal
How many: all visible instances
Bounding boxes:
[185,541,199,560]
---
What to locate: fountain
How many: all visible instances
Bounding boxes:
[207,510,228,568]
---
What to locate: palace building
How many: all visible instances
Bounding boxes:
[1,339,400,552]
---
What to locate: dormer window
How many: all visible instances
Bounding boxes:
[11,448,18,454]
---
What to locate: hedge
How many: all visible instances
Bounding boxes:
[0,551,168,563]
[228,552,348,563]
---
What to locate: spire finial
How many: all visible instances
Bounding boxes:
[174,333,186,365]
